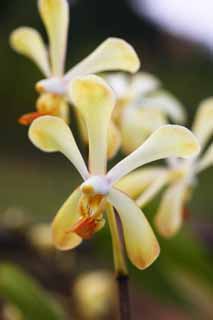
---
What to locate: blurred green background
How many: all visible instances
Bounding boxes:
[0,0,213,319]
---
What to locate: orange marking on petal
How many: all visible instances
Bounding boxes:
[18,111,50,126]
[68,217,99,240]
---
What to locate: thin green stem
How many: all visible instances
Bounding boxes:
[107,203,131,320]
[107,203,127,276]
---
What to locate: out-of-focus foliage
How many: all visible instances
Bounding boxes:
[0,263,67,320]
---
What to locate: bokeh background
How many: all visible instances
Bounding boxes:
[0,0,213,319]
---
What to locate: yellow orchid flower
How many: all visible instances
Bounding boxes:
[28,75,200,270]
[117,98,213,238]
[104,72,186,154]
[10,0,140,126]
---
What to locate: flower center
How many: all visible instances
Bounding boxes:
[71,193,107,239]
[80,176,111,196]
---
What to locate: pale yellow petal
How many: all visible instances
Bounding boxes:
[10,27,50,76]
[65,38,140,81]
[76,112,121,160]
[28,116,89,180]
[192,97,213,148]
[197,144,213,173]
[155,182,187,237]
[107,122,121,159]
[141,89,186,124]
[52,188,82,250]
[69,75,115,175]
[107,125,200,184]
[121,106,167,154]
[109,188,160,270]
[115,167,166,198]
[136,171,170,208]
[38,0,69,76]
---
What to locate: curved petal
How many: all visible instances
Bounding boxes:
[10,27,50,77]
[136,171,170,208]
[107,122,121,159]
[197,144,213,173]
[155,181,187,237]
[52,188,82,250]
[129,72,160,96]
[104,72,160,100]
[69,75,115,175]
[141,89,186,124]
[64,38,140,81]
[121,106,166,154]
[192,97,213,149]
[38,0,69,76]
[28,116,89,180]
[107,125,200,184]
[115,167,166,199]
[109,188,160,270]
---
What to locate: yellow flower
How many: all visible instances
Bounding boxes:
[28,75,199,269]
[10,0,140,126]
[104,72,186,154]
[117,98,213,237]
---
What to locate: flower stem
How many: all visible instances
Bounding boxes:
[107,204,131,320]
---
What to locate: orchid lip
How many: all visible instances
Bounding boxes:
[80,175,111,195]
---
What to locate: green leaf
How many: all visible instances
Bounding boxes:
[0,263,66,320]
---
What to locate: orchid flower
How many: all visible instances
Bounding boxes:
[28,75,200,269]
[103,72,186,154]
[117,98,213,237]
[10,0,140,126]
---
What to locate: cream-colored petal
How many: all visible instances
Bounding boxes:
[10,27,50,77]
[76,112,121,160]
[38,0,69,76]
[155,181,187,237]
[69,75,115,175]
[115,167,166,199]
[107,122,121,159]
[197,144,213,173]
[121,106,167,154]
[109,188,160,270]
[192,97,213,149]
[64,38,140,81]
[129,72,161,96]
[141,89,186,124]
[52,188,82,250]
[104,73,129,98]
[104,72,160,100]
[28,116,89,180]
[136,171,170,208]
[107,125,200,184]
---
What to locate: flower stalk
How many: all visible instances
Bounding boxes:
[107,203,131,320]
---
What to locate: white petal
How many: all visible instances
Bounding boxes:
[64,38,140,81]
[109,188,160,269]
[129,72,161,96]
[107,125,200,184]
[155,181,187,237]
[197,144,213,173]
[69,75,115,175]
[192,97,213,149]
[10,27,50,77]
[28,116,89,180]
[38,0,69,76]
[141,89,186,123]
[52,188,82,250]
